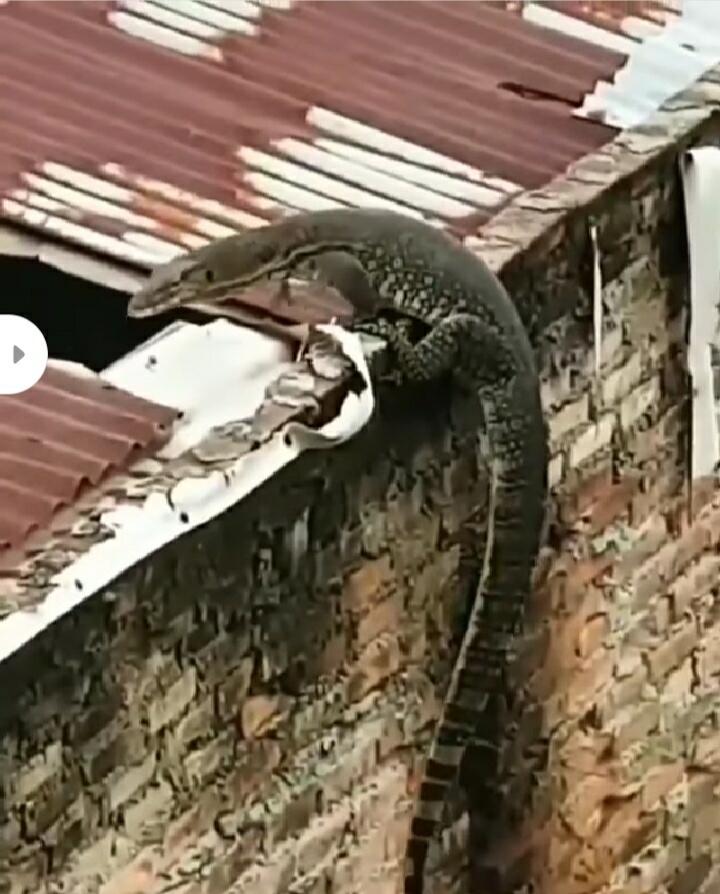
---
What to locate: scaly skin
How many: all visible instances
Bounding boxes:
[128,208,548,894]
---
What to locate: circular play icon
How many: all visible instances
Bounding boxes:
[0,315,49,395]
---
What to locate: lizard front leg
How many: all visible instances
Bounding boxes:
[352,316,418,385]
[362,312,515,389]
[353,316,415,341]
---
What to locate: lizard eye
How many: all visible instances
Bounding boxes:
[255,244,277,266]
[204,269,215,284]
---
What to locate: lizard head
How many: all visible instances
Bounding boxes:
[127,230,298,318]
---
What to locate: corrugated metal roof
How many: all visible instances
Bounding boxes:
[1,0,709,600]
[0,0,622,272]
[0,363,179,560]
[0,318,373,658]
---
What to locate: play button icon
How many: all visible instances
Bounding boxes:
[0,315,48,395]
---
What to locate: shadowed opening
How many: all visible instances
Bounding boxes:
[0,255,204,371]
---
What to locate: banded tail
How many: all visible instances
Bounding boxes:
[403,368,548,894]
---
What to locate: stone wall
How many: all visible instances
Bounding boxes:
[2,87,720,894]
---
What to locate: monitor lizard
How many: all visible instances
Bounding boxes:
[127,208,549,894]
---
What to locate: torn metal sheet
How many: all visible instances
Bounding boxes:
[284,324,373,449]
[102,318,297,458]
[679,145,720,480]
[191,323,372,463]
[589,222,603,379]
[569,0,720,127]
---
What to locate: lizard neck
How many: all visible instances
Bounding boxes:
[273,210,523,339]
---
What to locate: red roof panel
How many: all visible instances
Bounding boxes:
[0,366,179,556]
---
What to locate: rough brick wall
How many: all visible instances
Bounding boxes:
[472,105,720,893]
[2,96,720,894]
[0,380,485,894]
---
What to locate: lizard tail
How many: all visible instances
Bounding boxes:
[403,371,547,894]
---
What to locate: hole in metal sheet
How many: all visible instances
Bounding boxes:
[497,80,575,106]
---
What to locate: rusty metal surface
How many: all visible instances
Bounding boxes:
[0,0,622,274]
[0,365,179,557]
[0,0,659,573]
[543,1,678,33]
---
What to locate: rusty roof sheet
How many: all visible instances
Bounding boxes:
[0,363,179,562]
[0,0,623,273]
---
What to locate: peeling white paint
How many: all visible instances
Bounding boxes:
[256,0,294,9]
[8,191,67,216]
[108,9,225,59]
[0,320,373,666]
[680,146,720,479]
[266,139,476,218]
[121,230,190,258]
[575,0,720,128]
[32,164,238,242]
[0,158,270,279]
[243,170,350,215]
[311,137,513,208]
[145,0,262,30]
[204,0,264,16]
[101,164,268,230]
[41,162,136,204]
[118,0,229,39]
[307,107,520,195]
[21,172,161,231]
[108,0,268,54]
[239,146,427,219]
